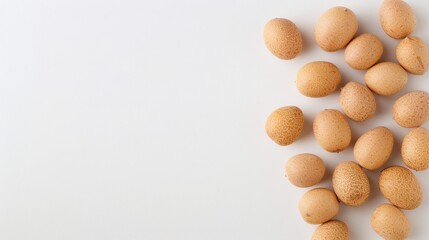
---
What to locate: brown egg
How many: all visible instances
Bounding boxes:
[402,127,429,171]
[265,106,304,146]
[354,127,394,170]
[311,220,349,240]
[332,161,370,206]
[380,0,416,39]
[285,153,326,188]
[263,18,303,60]
[339,82,376,122]
[345,33,384,70]
[371,204,410,240]
[299,188,339,224]
[296,61,342,97]
[379,166,423,210]
[396,36,429,75]
[315,7,358,52]
[313,109,351,152]
[393,90,429,128]
[365,62,408,96]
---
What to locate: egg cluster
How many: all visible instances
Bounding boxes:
[263,1,429,239]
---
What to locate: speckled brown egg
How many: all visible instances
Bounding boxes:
[296,61,342,97]
[396,36,429,75]
[365,62,408,96]
[379,166,422,210]
[393,90,429,128]
[265,106,304,146]
[313,109,351,152]
[285,153,326,188]
[339,82,376,122]
[380,0,416,39]
[344,33,384,70]
[354,127,394,170]
[263,18,303,60]
[371,204,410,240]
[315,7,358,52]
[299,188,339,224]
[311,220,349,240]
[402,127,429,171]
[332,161,370,206]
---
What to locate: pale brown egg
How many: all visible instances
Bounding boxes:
[313,109,351,152]
[402,127,429,171]
[311,220,349,240]
[344,33,383,70]
[339,82,376,122]
[263,18,303,60]
[380,0,416,39]
[265,106,304,146]
[371,204,410,240]
[315,7,358,52]
[393,90,429,128]
[396,36,429,75]
[299,188,339,224]
[285,153,325,188]
[365,62,408,96]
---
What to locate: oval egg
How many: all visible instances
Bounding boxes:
[396,36,429,75]
[380,0,416,39]
[393,90,429,128]
[299,188,339,224]
[285,153,326,188]
[313,109,351,152]
[263,18,303,60]
[296,61,342,97]
[333,161,370,206]
[365,62,408,96]
[345,33,383,70]
[315,6,358,51]
[354,127,394,170]
[339,82,376,122]
[265,106,304,146]
[379,166,422,210]
[402,127,429,171]
[371,204,410,240]
[311,220,349,240]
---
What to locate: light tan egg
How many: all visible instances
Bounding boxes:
[396,36,429,75]
[263,18,303,60]
[365,62,408,96]
[402,127,429,171]
[332,161,370,206]
[379,166,423,210]
[315,7,358,52]
[311,220,349,240]
[265,106,304,146]
[313,109,351,152]
[344,33,383,70]
[393,90,429,128]
[296,61,342,97]
[380,0,416,39]
[339,82,376,122]
[299,188,339,224]
[371,204,410,240]
[285,153,325,188]
[354,127,394,170]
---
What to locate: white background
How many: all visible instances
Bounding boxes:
[0,0,428,239]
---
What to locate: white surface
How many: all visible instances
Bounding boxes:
[0,0,428,239]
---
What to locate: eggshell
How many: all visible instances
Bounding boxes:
[371,204,410,240]
[332,161,370,206]
[393,90,429,128]
[379,166,423,210]
[296,61,342,97]
[263,18,303,60]
[380,0,416,39]
[339,82,376,122]
[311,220,349,240]
[402,127,429,171]
[365,62,408,96]
[313,109,351,152]
[354,127,394,170]
[285,153,325,188]
[344,33,383,70]
[315,7,358,52]
[299,188,339,224]
[265,106,304,146]
[396,36,429,75]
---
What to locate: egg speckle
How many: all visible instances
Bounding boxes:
[393,90,429,128]
[285,153,326,188]
[333,161,370,206]
[339,82,376,122]
[396,36,429,75]
[380,0,416,39]
[264,18,303,60]
[311,220,349,240]
[365,62,408,96]
[402,127,429,171]
[296,61,342,97]
[299,188,339,224]
[265,106,304,146]
[371,204,410,240]
[345,33,383,70]
[313,109,351,152]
